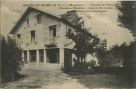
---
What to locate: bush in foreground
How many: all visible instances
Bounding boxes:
[1,35,22,83]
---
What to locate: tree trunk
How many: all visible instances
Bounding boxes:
[77,57,80,62]
[83,57,85,63]
[11,71,14,81]
[81,58,83,64]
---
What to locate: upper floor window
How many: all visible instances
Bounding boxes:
[49,25,56,37]
[66,28,72,38]
[17,34,21,39]
[17,34,21,45]
[27,18,29,26]
[31,31,35,42]
[36,14,42,24]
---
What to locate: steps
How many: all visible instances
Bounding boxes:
[22,63,60,70]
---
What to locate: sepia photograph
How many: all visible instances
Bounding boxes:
[0,0,136,89]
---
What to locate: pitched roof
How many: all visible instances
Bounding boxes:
[10,7,78,34]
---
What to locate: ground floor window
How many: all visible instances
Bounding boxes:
[24,51,27,62]
[39,49,44,63]
[47,48,59,63]
[29,50,36,62]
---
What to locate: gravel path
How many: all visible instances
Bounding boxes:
[1,67,129,89]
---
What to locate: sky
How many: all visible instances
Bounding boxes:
[1,1,134,49]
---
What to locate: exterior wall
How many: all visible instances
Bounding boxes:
[61,23,76,49]
[14,11,62,50]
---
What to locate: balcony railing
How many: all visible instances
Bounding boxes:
[45,37,60,46]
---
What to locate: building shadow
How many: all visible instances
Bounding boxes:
[66,65,135,88]
[1,73,28,88]
[1,73,28,84]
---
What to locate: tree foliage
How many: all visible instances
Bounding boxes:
[117,1,136,72]
[62,11,100,63]
[117,2,136,87]
[110,42,136,87]
[1,35,22,83]
[95,47,108,66]
[110,42,136,68]
[69,28,99,61]
[117,1,136,36]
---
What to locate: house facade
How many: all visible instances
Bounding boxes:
[10,7,78,71]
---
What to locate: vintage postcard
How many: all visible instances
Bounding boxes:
[1,0,136,89]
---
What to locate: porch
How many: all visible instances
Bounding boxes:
[21,48,65,69]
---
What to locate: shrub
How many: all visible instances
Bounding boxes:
[1,35,22,83]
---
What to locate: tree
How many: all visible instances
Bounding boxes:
[61,11,99,64]
[95,47,107,67]
[69,28,99,64]
[110,42,136,87]
[61,11,99,72]
[1,35,22,83]
[117,2,136,87]
[117,1,136,37]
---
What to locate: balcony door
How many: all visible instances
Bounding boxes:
[49,25,56,39]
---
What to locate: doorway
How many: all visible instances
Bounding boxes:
[29,50,36,62]
[47,48,59,63]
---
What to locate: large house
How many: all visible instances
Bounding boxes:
[10,7,81,71]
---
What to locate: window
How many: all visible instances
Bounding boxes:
[31,31,35,42]
[67,28,71,35]
[66,28,72,38]
[17,34,21,42]
[39,49,44,63]
[49,25,56,37]
[36,14,42,24]
[24,51,27,62]
[17,34,21,46]
[27,18,29,26]
[17,34,21,39]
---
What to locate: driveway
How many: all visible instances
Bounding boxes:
[2,64,129,89]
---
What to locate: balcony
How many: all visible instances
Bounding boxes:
[45,37,59,47]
